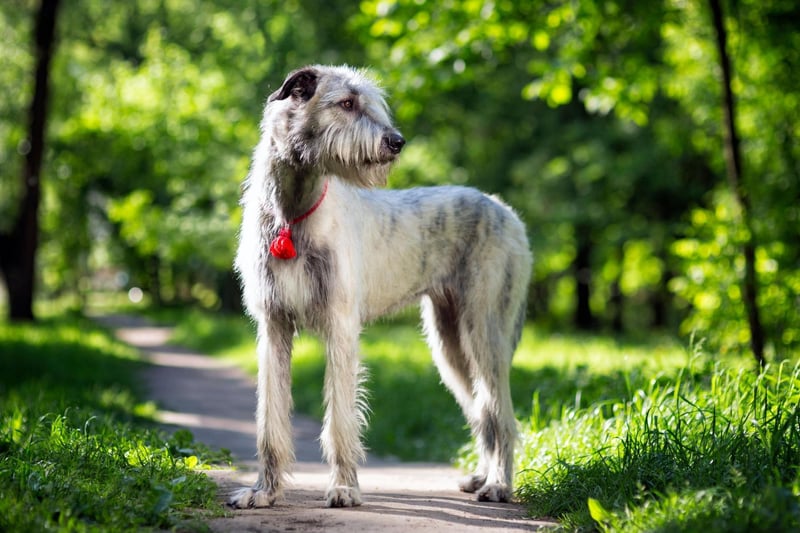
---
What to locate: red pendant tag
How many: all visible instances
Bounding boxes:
[269,227,297,260]
[267,181,328,260]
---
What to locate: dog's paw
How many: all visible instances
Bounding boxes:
[458,474,488,493]
[228,486,282,508]
[325,486,362,508]
[476,482,512,503]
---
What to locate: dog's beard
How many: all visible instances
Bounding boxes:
[322,157,392,187]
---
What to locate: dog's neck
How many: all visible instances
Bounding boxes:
[266,159,328,224]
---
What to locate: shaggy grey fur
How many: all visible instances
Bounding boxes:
[231,65,532,509]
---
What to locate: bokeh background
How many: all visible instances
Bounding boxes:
[2,0,799,361]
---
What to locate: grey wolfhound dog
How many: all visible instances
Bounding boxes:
[231,65,532,508]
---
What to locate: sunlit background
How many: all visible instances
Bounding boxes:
[1,0,798,357]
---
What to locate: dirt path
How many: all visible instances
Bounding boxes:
[97,314,553,532]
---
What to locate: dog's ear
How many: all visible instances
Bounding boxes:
[268,67,319,103]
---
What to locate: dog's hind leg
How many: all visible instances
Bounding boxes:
[422,293,494,494]
[473,356,516,502]
[320,315,367,507]
[422,293,475,415]
[229,317,295,508]
[461,311,518,503]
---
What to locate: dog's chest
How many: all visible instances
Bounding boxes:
[270,263,310,309]
[265,243,332,328]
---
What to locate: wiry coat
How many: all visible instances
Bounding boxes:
[231,65,532,509]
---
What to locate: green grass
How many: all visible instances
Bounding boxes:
[501,355,800,532]
[159,307,800,530]
[0,315,227,532]
[504,350,800,531]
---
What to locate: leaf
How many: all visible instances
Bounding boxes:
[152,486,173,514]
[588,497,612,523]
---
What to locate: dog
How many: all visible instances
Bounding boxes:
[230,65,532,508]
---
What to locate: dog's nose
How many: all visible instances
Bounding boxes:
[385,132,406,154]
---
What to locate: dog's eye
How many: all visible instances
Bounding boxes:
[339,99,355,111]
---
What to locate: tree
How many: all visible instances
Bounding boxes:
[0,0,60,321]
[357,0,799,355]
[667,0,800,359]
[354,0,703,332]
[2,0,795,353]
[708,0,765,366]
[29,0,368,310]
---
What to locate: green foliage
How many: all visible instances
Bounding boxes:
[355,0,713,335]
[3,0,366,309]
[0,317,225,531]
[671,192,800,358]
[0,6,32,230]
[2,0,798,355]
[660,0,800,358]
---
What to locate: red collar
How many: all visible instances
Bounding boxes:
[269,181,329,260]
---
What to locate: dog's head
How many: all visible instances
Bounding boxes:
[263,65,405,187]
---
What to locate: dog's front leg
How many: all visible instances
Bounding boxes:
[229,317,294,508]
[320,320,366,507]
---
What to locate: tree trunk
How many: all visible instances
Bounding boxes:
[148,255,163,306]
[0,0,60,321]
[652,254,672,329]
[218,269,243,313]
[573,228,595,330]
[609,245,624,333]
[708,0,766,366]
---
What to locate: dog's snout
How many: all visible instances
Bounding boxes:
[385,132,406,155]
